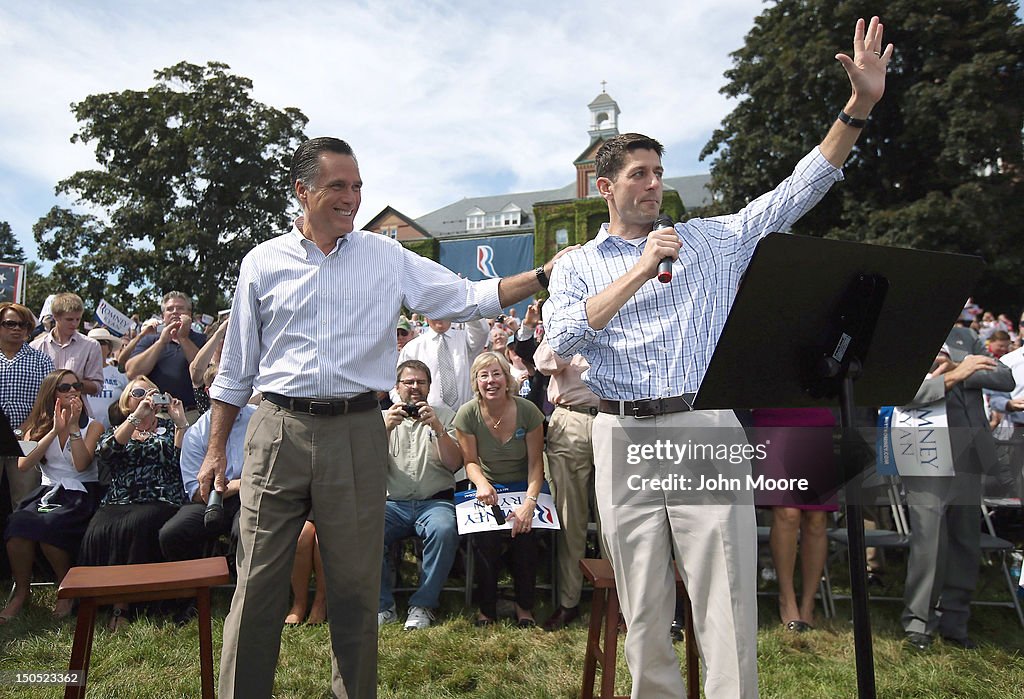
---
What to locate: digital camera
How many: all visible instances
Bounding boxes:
[402,403,421,418]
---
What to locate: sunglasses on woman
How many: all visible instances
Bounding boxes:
[56,382,84,393]
[129,387,149,398]
[1,319,32,330]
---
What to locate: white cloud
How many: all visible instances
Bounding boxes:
[1,0,774,262]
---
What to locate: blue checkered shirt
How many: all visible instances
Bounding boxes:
[544,147,843,401]
[1,343,56,429]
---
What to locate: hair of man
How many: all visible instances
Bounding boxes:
[595,132,666,181]
[396,359,432,385]
[161,291,193,312]
[50,292,84,317]
[290,137,358,195]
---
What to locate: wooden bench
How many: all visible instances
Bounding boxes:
[57,557,230,699]
[579,558,698,699]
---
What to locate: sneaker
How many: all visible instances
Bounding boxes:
[378,605,399,628]
[404,606,435,630]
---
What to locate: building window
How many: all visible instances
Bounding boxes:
[555,228,569,249]
[502,211,520,227]
[467,212,485,231]
[385,226,398,238]
[587,173,599,197]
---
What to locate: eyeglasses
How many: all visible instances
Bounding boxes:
[476,371,505,381]
[398,379,428,387]
[129,387,149,398]
[0,319,31,330]
[56,382,84,393]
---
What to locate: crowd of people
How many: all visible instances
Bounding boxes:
[3,18,1023,696]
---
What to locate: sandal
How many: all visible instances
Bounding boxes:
[784,620,813,633]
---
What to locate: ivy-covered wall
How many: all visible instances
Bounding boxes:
[533,190,685,266]
[400,237,438,260]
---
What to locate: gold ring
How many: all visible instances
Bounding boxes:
[873,51,881,57]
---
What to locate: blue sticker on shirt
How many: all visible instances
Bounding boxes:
[514,427,526,440]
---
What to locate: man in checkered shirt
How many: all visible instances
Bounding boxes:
[1,302,55,508]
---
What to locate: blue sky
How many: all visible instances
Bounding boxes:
[1,0,865,265]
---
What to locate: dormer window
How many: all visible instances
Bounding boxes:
[466,207,485,231]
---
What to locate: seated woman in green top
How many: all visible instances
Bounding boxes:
[455,351,545,627]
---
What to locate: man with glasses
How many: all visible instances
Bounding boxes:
[126,290,206,420]
[0,302,55,508]
[378,359,463,630]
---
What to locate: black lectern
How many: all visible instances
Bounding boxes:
[694,233,984,698]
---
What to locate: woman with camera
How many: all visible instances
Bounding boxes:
[77,376,189,630]
[1,370,105,622]
[454,351,545,627]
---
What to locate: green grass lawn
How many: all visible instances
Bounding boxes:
[1,559,1023,698]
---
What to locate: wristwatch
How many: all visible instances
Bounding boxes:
[126,414,143,428]
[69,432,82,441]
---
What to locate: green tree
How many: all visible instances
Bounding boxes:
[0,221,25,263]
[700,0,1024,310]
[33,61,308,316]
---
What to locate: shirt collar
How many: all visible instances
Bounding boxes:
[289,217,351,258]
[595,223,646,249]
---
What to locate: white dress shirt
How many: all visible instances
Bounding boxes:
[211,223,502,407]
[398,319,489,410]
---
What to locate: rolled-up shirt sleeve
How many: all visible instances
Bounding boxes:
[543,251,599,361]
[210,253,261,407]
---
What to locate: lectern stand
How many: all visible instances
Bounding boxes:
[694,233,984,698]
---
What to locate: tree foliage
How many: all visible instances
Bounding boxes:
[700,0,1024,310]
[0,221,26,263]
[33,62,308,316]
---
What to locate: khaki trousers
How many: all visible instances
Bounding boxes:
[593,409,759,699]
[219,402,387,699]
[545,406,597,609]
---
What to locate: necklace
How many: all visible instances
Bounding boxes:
[484,401,507,429]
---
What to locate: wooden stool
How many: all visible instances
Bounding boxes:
[57,557,230,699]
[579,558,698,699]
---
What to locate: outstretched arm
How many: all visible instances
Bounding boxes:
[819,16,894,168]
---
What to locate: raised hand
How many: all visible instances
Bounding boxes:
[835,16,894,108]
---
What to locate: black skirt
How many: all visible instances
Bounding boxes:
[4,482,104,554]
[78,501,180,567]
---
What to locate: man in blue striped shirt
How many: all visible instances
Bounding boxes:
[202,136,554,699]
[545,17,893,699]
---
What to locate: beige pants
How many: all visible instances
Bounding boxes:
[218,402,387,699]
[545,406,597,608]
[593,409,759,699]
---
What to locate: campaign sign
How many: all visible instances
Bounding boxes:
[877,404,954,477]
[95,299,135,337]
[455,481,560,534]
[0,262,25,304]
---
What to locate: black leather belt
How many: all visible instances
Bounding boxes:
[264,391,378,416]
[556,403,599,416]
[598,394,696,418]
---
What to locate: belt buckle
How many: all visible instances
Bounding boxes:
[308,400,334,416]
[632,399,659,419]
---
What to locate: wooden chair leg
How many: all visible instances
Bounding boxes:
[581,589,606,699]
[600,592,619,699]
[65,598,97,699]
[683,590,699,699]
[197,589,215,699]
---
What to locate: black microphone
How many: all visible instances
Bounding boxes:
[653,215,676,283]
[204,489,227,534]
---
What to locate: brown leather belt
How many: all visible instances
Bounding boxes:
[555,403,600,416]
[598,394,696,418]
[264,391,378,416]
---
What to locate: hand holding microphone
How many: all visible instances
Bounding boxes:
[204,480,228,534]
[652,215,676,283]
